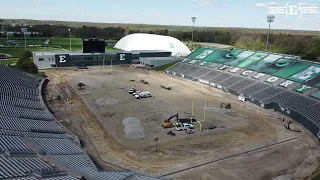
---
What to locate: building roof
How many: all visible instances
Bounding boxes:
[115,33,191,56]
[33,50,129,56]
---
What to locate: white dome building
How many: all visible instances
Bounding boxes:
[114,33,191,57]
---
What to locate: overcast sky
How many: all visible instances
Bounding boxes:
[1,0,320,31]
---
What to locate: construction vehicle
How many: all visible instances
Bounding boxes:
[128,87,136,94]
[175,123,194,131]
[135,91,151,99]
[162,114,178,128]
[132,91,140,96]
[160,85,171,90]
[140,79,148,84]
[221,103,231,109]
[77,81,85,90]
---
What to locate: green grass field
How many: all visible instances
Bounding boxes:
[0,38,116,58]
[0,58,19,65]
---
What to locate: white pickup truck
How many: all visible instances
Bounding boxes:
[134,91,151,99]
[175,123,194,131]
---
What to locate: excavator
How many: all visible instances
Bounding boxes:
[162,113,179,128]
[221,103,231,109]
[77,81,85,90]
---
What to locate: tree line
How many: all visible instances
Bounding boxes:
[2,24,320,61]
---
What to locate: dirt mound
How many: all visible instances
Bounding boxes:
[95,99,118,106]
[122,117,145,139]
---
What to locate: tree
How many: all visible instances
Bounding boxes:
[15,50,38,74]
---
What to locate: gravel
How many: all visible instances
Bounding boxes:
[122,117,145,139]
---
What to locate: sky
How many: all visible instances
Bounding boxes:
[1,0,320,31]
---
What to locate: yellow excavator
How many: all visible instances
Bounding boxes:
[162,113,179,128]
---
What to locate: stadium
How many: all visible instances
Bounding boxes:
[0,32,319,180]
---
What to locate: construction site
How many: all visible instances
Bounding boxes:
[44,66,320,180]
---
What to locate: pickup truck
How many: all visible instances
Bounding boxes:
[175,123,194,131]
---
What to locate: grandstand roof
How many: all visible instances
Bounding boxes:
[114,33,191,56]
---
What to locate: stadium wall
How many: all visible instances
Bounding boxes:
[33,50,173,69]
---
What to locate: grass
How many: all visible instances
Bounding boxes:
[0,38,117,57]
[0,58,19,65]
[0,47,66,57]
[37,71,47,77]
[152,61,178,71]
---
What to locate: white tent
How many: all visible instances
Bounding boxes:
[114,33,191,56]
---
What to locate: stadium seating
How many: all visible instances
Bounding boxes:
[0,155,56,179]
[15,176,79,180]
[33,138,83,155]
[166,48,320,142]
[0,65,157,179]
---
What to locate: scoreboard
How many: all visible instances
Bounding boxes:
[82,38,105,53]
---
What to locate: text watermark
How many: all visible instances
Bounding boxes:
[268,2,319,18]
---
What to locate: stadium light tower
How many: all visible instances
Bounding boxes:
[265,15,275,51]
[191,17,196,44]
[68,28,71,51]
[21,28,28,50]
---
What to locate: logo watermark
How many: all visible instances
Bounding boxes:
[268,2,319,18]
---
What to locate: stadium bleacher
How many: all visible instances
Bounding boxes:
[166,48,320,142]
[0,65,158,180]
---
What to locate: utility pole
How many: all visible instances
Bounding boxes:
[154,137,159,152]
[191,17,196,46]
[265,15,275,51]
[68,28,71,51]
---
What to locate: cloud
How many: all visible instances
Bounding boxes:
[191,0,215,6]
[298,2,318,6]
[255,2,279,7]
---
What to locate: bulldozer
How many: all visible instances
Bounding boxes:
[221,103,231,109]
[77,81,85,90]
[162,113,178,128]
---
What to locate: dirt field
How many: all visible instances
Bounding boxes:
[44,66,320,180]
